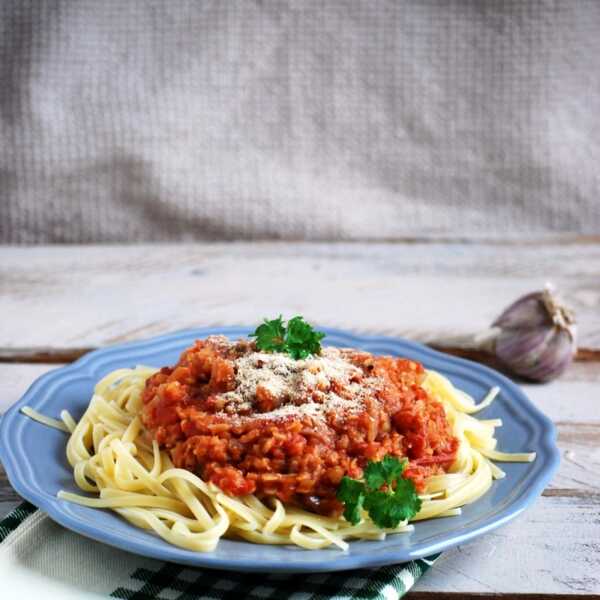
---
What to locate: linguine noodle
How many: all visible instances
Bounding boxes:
[22,364,535,552]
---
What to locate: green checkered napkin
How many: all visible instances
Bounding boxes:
[0,503,437,599]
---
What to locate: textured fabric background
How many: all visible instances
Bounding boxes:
[1,0,599,243]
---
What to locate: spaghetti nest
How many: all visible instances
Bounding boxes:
[32,365,535,552]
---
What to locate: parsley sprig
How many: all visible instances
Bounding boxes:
[250,316,326,360]
[337,456,422,528]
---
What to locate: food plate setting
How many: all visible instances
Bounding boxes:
[0,327,559,573]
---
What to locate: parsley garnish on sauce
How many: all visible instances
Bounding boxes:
[337,456,422,528]
[250,316,326,359]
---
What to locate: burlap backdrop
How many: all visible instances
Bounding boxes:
[1,1,599,243]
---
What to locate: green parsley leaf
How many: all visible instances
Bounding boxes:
[336,477,366,525]
[363,490,408,529]
[250,316,287,353]
[390,478,422,522]
[249,316,326,360]
[285,316,326,359]
[337,456,422,529]
[364,456,407,491]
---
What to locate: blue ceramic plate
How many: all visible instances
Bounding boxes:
[0,327,559,573]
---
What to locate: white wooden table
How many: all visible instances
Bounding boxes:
[1,242,599,599]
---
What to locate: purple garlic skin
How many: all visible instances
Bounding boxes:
[492,287,577,383]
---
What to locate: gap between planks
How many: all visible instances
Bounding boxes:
[1,346,598,366]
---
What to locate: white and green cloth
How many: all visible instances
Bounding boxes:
[0,503,437,599]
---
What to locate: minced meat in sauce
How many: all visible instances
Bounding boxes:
[141,336,458,516]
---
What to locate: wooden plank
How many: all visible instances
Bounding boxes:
[413,494,600,595]
[0,364,60,520]
[0,243,599,350]
[1,363,599,492]
[0,465,20,505]
[1,361,598,420]
[0,500,19,521]
[521,370,600,493]
[0,362,599,596]
[0,364,61,414]
[0,365,62,520]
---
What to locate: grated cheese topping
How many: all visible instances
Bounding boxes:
[216,346,382,422]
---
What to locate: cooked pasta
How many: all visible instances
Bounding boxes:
[22,358,535,552]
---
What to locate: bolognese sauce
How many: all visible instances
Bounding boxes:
[141,336,459,516]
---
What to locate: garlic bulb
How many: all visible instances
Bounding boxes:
[491,286,577,382]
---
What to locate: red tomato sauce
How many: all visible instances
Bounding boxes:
[141,337,459,516]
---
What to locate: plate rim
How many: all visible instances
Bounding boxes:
[0,327,560,572]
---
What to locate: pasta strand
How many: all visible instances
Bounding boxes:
[21,364,535,552]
